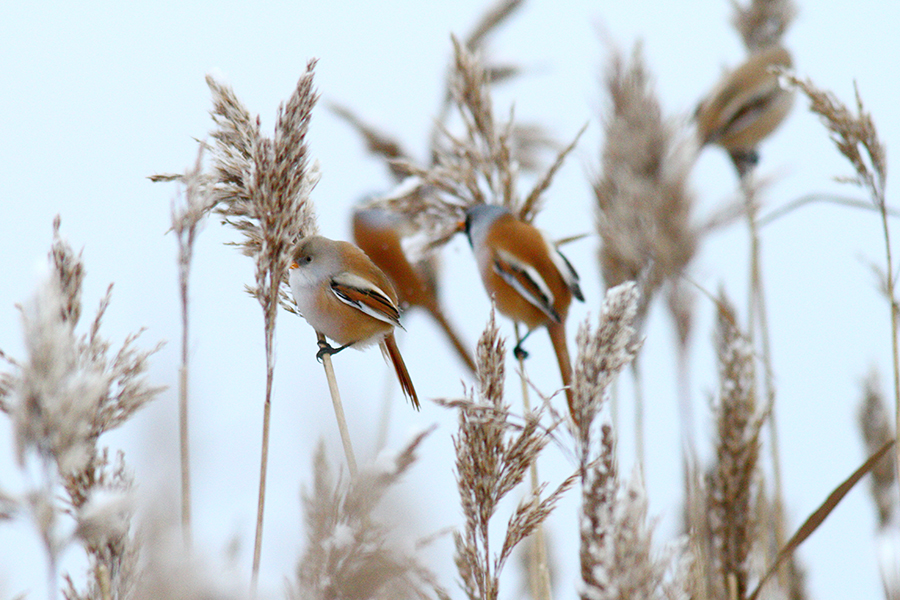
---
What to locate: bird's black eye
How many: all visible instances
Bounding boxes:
[305,255,312,263]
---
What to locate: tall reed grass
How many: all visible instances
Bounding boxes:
[0,0,896,599]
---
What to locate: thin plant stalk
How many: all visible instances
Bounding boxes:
[740,174,787,576]
[676,340,696,459]
[178,300,191,545]
[632,356,645,470]
[875,194,900,499]
[317,332,358,478]
[253,258,293,592]
[251,304,277,592]
[514,324,552,600]
[96,562,111,600]
[175,219,196,548]
[169,147,211,547]
[374,360,395,454]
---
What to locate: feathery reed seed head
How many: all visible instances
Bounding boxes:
[785,74,887,205]
[707,295,763,599]
[593,45,697,315]
[570,282,642,448]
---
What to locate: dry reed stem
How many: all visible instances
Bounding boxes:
[737,173,787,587]
[757,192,900,227]
[749,438,895,600]
[205,61,321,590]
[317,332,358,478]
[514,323,552,600]
[170,145,216,546]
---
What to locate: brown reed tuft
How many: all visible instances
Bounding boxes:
[730,0,797,52]
[370,37,583,259]
[334,0,549,189]
[579,424,686,600]
[568,282,642,453]
[568,284,685,599]
[592,45,697,317]
[207,62,320,279]
[8,220,164,488]
[291,430,447,600]
[1,219,163,599]
[706,295,764,600]
[857,371,897,529]
[784,74,886,207]
[447,310,575,600]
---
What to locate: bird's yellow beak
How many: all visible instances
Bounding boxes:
[289,261,299,270]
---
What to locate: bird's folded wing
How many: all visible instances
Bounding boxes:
[541,232,584,302]
[710,84,784,144]
[494,248,561,323]
[331,272,403,328]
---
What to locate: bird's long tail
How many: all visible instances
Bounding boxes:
[547,321,575,422]
[381,333,420,410]
[427,305,476,374]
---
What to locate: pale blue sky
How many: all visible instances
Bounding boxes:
[1,1,899,598]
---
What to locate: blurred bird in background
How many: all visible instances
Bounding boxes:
[695,45,794,177]
[352,205,477,373]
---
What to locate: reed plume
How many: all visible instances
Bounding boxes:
[0,218,163,599]
[204,61,321,587]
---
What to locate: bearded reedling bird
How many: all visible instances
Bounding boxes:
[288,235,419,409]
[461,203,584,412]
[352,206,476,373]
[695,45,794,176]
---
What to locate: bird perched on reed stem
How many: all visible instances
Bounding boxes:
[461,204,583,415]
[289,235,419,409]
[695,45,794,176]
[352,206,476,373]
